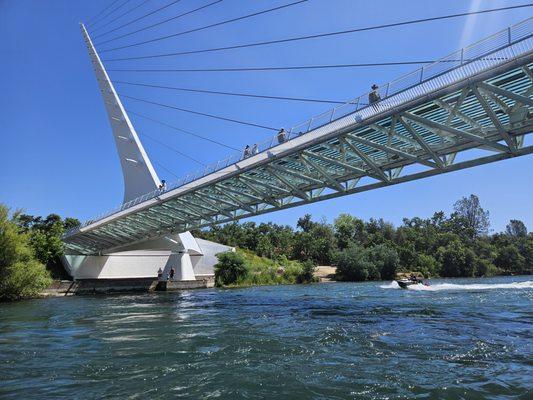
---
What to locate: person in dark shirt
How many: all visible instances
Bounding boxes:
[368,84,381,108]
[277,128,286,144]
[243,145,251,158]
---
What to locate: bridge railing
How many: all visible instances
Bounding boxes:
[64,17,533,237]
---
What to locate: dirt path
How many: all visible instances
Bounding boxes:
[314,266,337,282]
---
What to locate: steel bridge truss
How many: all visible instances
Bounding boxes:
[64,63,533,254]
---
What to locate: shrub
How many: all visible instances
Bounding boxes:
[296,260,317,284]
[0,205,51,301]
[474,258,498,277]
[335,246,373,281]
[214,251,249,286]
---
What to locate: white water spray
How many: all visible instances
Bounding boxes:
[380,280,533,291]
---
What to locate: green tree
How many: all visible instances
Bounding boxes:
[494,245,526,274]
[333,214,365,250]
[367,244,399,280]
[14,213,74,279]
[0,205,51,301]
[413,253,439,277]
[506,220,527,238]
[436,240,476,277]
[296,214,314,233]
[214,251,248,286]
[452,194,490,237]
[256,235,274,259]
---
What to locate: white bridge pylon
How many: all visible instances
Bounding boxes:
[64,19,533,261]
[61,25,235,281]
[81,24,160,203]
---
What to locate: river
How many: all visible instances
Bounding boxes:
[1,276,531,399]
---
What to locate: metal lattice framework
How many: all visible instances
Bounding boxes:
[64,21,533,254]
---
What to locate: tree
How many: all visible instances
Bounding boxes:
[214,251,248,286]
[0,205,51,301]
[256,235,274,259]
[14,213,72,279]
[64,217,81,231]
[436,240,476,277]
[333,214,365,250]
[452,194,490,237]
[494,245,526,274]
[367,244,399,280]
[296,214,314,233]
[506,220,527,238]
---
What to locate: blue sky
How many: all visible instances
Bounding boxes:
[0,0,531,233]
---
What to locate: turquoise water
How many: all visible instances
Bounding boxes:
[0,276,532,399]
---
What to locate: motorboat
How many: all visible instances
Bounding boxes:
[396,278,430,289]
[396,279,419,289]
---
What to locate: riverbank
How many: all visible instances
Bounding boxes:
[39,277,215,297]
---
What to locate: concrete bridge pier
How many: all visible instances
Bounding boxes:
[62,231,232,281]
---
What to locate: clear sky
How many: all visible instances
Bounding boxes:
[1,0,531,233]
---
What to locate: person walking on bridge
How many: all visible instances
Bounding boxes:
[251,143,258,155]
[243,145,251,159]
[369,84,381,109]
[277,128,286,144]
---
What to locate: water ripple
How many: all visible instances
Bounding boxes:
[0,276,531,399]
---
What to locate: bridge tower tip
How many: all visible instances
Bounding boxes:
[80,23,160,203]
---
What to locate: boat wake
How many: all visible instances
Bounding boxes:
[380,280,533,291]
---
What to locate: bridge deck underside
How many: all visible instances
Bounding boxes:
[65,63,533,254]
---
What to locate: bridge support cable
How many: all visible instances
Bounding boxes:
[102,4,533,61]
[87,0,123,26]
[120,94,280,131]
[96,0,223,46]
[98,0,308,51]
[90,0,154,34]
[114,80,345,104]
[107,61,436,73]
[127,109,240,151]
[93,0,185,39]
[88,0,132,30]
[137,131,207,166]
